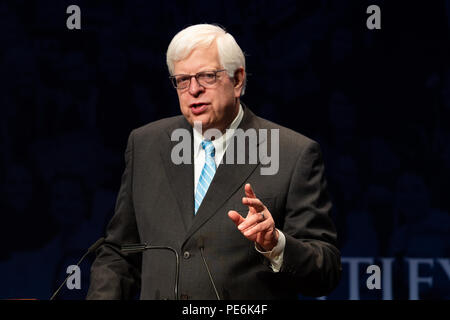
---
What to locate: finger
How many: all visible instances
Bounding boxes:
[245,183,257,199]
[237,212,265,232]
[228,210,245,227]
[242,219,274,238]
[242,197,265,212]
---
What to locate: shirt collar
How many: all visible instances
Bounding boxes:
[193,104,244,158]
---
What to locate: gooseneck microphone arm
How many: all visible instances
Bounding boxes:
[50,237,105,300]
[197,237,221,300]
[121,244,180,300]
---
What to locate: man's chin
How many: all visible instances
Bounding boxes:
[192,119,213,133]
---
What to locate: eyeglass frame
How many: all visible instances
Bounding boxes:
[169,69,227,90]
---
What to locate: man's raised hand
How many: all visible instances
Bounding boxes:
[228,183,278,251]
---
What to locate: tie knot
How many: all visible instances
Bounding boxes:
[201,140,215,157]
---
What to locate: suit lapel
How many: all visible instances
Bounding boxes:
[159,117,195,233]
[183,107,265,243]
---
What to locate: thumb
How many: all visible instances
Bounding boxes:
[228,210,245,227]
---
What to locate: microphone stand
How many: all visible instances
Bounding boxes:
[121,244,179,300]
[197,240,221,300]
[50,237,105,300]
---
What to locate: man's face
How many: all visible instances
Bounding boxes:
[173,43,243,133]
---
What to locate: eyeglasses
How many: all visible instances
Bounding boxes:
[169,69,227,90]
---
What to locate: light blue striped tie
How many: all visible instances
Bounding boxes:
[195,140,216,214]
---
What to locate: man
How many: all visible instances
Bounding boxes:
[87,24,341,300]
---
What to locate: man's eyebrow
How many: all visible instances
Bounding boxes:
[174,66,222,75]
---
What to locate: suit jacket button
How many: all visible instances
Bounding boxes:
[183,251,191,259]
[180,294,189,300]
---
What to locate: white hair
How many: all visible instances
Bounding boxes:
[166,24,246,95]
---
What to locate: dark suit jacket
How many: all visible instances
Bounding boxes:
[87,107,341,300]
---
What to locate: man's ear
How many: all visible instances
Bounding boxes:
[233,67,246,97]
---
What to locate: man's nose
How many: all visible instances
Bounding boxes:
[188,76,204,96]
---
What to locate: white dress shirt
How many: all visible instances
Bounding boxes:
[192,104,285,272]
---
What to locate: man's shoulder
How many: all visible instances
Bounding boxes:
[254,114,317,148]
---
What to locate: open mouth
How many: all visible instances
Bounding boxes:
[190,103,209,115]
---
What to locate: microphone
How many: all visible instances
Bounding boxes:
[121,243,179,300]
[197,237,221,300]
[50,237,105,300]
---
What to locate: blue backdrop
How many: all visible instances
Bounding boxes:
[0,0,449,300]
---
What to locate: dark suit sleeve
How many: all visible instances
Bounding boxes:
[280,141,342,297]
[86,131,142,300]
